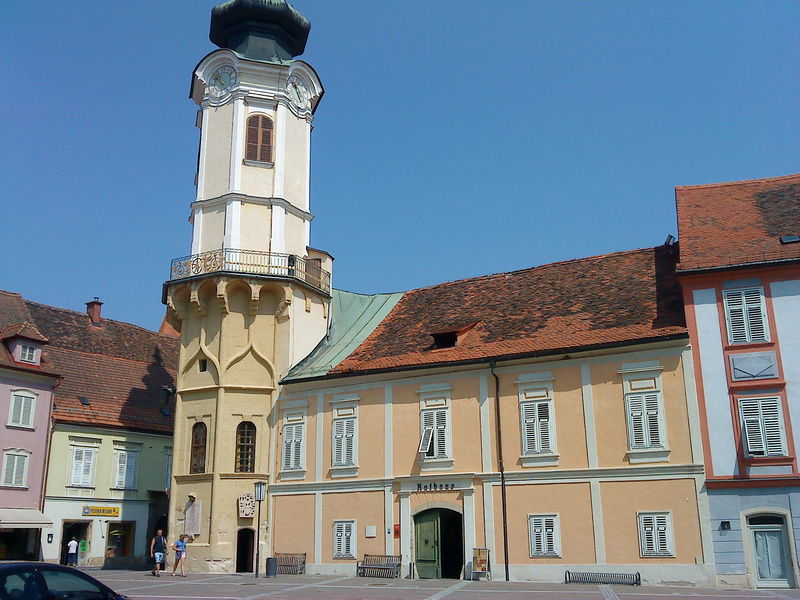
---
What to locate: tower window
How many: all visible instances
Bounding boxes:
[198,359,207,372]
[235,421,257,473]
[245,115,273,164]
[190,422,207,474]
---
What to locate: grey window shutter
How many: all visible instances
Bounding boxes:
[740,398,766,455]
[537,402,551,453]
[644,393,662,447]
[434,409,447,458]
[333,419,345,466]
[344,418,355,466]
[419,411,435,454]
[627,394,647,448]
[761,398,785,456]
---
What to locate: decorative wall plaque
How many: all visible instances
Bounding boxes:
[730,351,778,381]
[238,493,256,518]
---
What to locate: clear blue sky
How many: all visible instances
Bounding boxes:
[1,1,798,330]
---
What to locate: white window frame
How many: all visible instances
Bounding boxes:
[19,344,36,363]
[333,519,356,559]
[517,376,558,467]
[280,410,306,480]
[330,399,358,478]
[620,362,670,464]
[738,395,787,457]
[723,286,770,344]
[69,445,97,488]
[528,513,561,557]
[164,450,173,490]
[638,511,674,557]
[1,448,31,488]
[417,386,454,471]
[7,389,37,429]
[112,449,139,490]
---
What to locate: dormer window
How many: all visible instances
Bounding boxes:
[431,331,457,349]
[19,345,36,363]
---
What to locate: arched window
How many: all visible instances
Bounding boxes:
[190,422,207,474]
[245,115,273,163]
[235,421,257,473]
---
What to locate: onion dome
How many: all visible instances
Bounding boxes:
[210,0,311,62]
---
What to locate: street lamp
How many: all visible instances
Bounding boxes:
[254,480,267,578]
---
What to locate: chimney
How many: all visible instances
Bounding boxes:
[86,297,103,326]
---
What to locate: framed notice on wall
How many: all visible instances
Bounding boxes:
[472,547,490,580]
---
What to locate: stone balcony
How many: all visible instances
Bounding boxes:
[168,248,331,295]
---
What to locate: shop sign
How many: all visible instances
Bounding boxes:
[81,506,120,517]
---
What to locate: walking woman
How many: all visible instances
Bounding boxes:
[172,534,188,577]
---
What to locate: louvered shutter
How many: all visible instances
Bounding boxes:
[12,454,26,486]
[333,419,345,466]
[627,394,647,449]
[334,521,353,557]
[655,514,670,555]
[724,288,769,343]
[291,423,304,469]
[434,409,448,458]
[260,117,273,162]
[10,395,23,425]
[115,452,127,488]
[82,449,95,486]
[543,516,556,554]
[639,514,656,555]
[245,116,260,161]
[537,402,552,453]
[761,398,785,456]
[71,448,84,486]
[530,516,543,555]
[419,411,435,455]
[3,454,16,486]
[343,418,355,466]
[125,452,138,488]
[521,402,538,455]
[644,393,662,447]
[282,425,293,471]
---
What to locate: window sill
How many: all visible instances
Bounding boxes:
[519,453,559,467]
[0,485,28,490]
[530,553,561,558]
[66,485,95,490]
[743,455,794,465]
[243,159,274,169]
[329,465,359,478]
[5,424,35,431]
[724,341,773,351]
[729,378,785,390]
[333,555,355,560]
[640,553,675,559]
[626,448,670,464]
[110,487,138,492]
[279,469,306,481]
[420,457,454,472]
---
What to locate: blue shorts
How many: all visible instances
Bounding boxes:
[154,552,165,564]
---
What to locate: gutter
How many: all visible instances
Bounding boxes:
[489,361,510,582]
[40,375,62,559]
[677,256,800,276]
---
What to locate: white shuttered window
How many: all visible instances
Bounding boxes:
[528,514,560,556]
[332,417,356,467]
[113,450,139,489]
[8,392,35,428]
[521,400,553,455]
[626,392,664,449]
[333,520,355,558]
[281,422,305,471]
[739,396,786,457]
[723,287,770,344]
[638,512,674,557]
[419,408,448,458]
[70,447,96,487]
[2,451,29,487]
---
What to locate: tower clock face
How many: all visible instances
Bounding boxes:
[286,75,310,110]
[208,66,237,98]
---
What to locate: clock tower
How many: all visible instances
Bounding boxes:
[164,0,332,572]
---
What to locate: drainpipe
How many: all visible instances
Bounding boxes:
[490,361,510,582]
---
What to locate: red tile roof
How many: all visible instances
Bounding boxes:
[0,321,48,343]
[0,291,58,377]
[330,246,686,375]
[676,173,800,272]
[0,289,178,434]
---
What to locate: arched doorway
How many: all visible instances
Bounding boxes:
[235,528,255,573]
[414,508,463,579]
[747,514,795,588]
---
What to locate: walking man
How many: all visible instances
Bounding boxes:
[149,529,167,577]
[66,537,78,567]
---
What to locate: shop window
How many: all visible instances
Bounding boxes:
[105,522,135,558]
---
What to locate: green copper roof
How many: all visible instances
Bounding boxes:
[210,0,311,62]
[283,289,404,382]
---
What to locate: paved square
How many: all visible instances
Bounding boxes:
[86,570,800,600]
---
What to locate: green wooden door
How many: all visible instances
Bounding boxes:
[415,510,441,579]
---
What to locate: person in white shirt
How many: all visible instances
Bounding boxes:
[66,538,79,567]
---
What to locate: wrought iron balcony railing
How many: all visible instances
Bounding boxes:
[169,248,331,294]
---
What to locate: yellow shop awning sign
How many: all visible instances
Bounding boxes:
[81,506,120,518]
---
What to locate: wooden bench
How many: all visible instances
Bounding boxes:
[274,552,307,575]
[356,554,402,578]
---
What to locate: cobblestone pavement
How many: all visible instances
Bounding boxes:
[88,570,800,600]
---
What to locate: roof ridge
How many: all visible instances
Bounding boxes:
[24,299,167,337]
[676,173,800,191]
[404,246,657,294]
[0,289,23,299]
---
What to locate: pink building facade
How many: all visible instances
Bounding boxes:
[0,296,59,560]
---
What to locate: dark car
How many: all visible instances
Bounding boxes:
[0,562,127,600]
